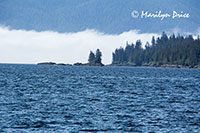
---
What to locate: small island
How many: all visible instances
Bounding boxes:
[37,62,72,66]
[37,62,56,65]
[73,49,104,66]
[37,49,104,66]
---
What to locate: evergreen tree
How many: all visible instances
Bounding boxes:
[161,32,168,42]
[88,51,95,64]
[95,49,102,64]
[151,36,156,47]
[135,40,142,50]
[88,49,103,64]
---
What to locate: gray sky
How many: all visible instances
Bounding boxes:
[0,26,160,64]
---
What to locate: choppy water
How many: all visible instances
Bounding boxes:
[0,64,200,132]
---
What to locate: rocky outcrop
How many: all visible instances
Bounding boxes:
[37,62,56,65]
[73,62,104,66]
[37,62,72,66]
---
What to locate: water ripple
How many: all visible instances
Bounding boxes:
[0,64,200,132]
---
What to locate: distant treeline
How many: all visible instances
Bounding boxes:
[112,32,200,67]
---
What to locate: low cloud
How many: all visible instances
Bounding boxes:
[0,26,160,64]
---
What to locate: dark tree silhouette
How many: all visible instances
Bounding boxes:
[95,49,102,64]
[112,32,200,67]
[88,51,95,64]
[88,49,103,65]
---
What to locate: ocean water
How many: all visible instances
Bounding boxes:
[0,64,200,132]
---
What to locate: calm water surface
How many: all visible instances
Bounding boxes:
[0,64,200,132]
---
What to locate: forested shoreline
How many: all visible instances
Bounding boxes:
[112,32,200,68]
[37,32,200,68]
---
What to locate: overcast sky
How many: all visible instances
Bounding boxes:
[0,26,160,64]
[0,0,199,64]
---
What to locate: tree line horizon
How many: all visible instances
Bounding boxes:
[88,32,200,66]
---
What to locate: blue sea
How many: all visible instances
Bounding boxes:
[0,64,200,132]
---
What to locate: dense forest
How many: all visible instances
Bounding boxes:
[112,32,200,67]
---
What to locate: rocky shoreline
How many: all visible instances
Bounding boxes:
[37,62,200,69]
[37,62,104,66]
[73,63,104,66]
[37,62,72,66]
[109,63,200,69]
